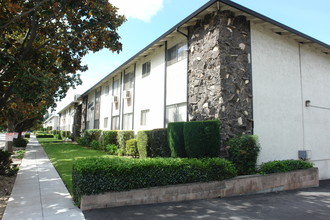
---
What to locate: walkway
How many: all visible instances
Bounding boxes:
[3,134,85,220]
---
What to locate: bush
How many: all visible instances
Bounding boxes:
[0,150,12,176]
[24,133,30,138]
[137,129,170,158]
[86,129,102,141]
[126,139,139,158]
[101,130,118,146]
[117,131,134,153]
[105,144,118,155]
[36,134,54,138]
[57,132,62,140]
[136,130,152,158]
[168,122,186,158]
[13,138,28,148]
[226,135,260,175]
[183,120,220,158]
[61,131,71,138]
[150,128,170,157]
[90,140,102,150]
[72,157,237,204]
[258,160,313,174]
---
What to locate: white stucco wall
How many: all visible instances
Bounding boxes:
[86,91,95,129]
[251,23,330,179]
[134,46,166,131]
[99,82,112,130]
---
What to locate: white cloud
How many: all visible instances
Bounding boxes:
[110,0,164,22]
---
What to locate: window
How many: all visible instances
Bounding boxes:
[105,85,110,95]
[104,117,108,128]
[166,103,187,125]
[123,113,133,130]
[142,61,151,77]
[140,109,150,126]
[94,119,99,129]
[167,42,187,66]
[113,79,120,95]
[124,72,134,90]
[112,116,120,130]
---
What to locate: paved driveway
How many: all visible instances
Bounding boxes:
[83,180,330,220]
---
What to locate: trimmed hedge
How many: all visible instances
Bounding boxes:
[24,133,30,138]
[126,139,139,158]
[72,157,237,204]
[183,120,220,158]
[167,122,186,158]
[13,138,28,148]
[226,135,260,175]
[137,129,170,158]
[136,130,151,158]
[117,131,134,153]
[86,129,102,141]
[258,160,313,174]
[101,130,118,146]
[0,150,12,175]
[36,134,54,138]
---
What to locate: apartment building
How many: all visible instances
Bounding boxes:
[68,0,330,179]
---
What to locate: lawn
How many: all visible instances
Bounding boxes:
[38,138,113,194]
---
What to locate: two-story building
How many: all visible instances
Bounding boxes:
[69,0,329,179]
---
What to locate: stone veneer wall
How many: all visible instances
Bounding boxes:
[188,10,253,149]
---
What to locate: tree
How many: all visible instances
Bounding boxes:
[0,0,126,151]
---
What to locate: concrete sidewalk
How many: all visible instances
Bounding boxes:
[3,134,85,220]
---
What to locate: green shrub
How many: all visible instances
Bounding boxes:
[126,139,139,158]
[72,157,237,204]
[86,129,102,141]
[24,133,30,138]
[136,130,152,158]
[226,135,260,175]
[105,144,118,155]
[57,132,62,140]
[183,120,220,158]
[117,131,134,153]
[150,128,170,157]
[101,130,118,146]
[168,122,186,158]
[117,148,124,156]
[13,138,28,148]
[90,140,102,150]
[36,134,54,138]
[79,130,92,145]
[0,150,12,176]
[137,129,170,158]
[258,160,313,174]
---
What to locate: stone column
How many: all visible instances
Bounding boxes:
[188,10,253,151]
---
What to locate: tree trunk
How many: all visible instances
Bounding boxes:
[5,118,14,152]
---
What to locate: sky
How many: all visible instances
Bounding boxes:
[54,0,330,113]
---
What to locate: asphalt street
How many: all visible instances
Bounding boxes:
[84,180,330,220]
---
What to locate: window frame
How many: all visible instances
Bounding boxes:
[140,109,150,126]
[142,61,151,77]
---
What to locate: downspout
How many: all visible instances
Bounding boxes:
[132,63,137,130]
[120,72,123,130]
[298,43,306,150]
[176,27,189,122]
[163,41,168,128]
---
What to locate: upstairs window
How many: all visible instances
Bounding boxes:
[167,42,187,66]
[140,109,150,126]
[105,85,110,95]
[113,79,120,95]
[124,72,134,90]
[142,61,151,77]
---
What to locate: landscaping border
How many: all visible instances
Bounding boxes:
[80,167,319,211]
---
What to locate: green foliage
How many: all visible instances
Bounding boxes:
[183,120,220,158]
[57,132,62,140]
[117,131,134,153]
[0,150,12,176]
[136,130,152,158]
[126,139,139,158]
[14,150,25,159]
[72,157,237,204]
[258,160,313,174]
[24,133,30,138]
[61,131,71,138]
[36,134,54,138]
[137,129,170,158]
[86,129,102,141]
[150,128,170,157]
[167,122,186,158]
[105,144,118,155]
[90,140,102,150]
[13,138,28,148]
[226,135,260,175]
[101,130,118,146]
[117,148,125,156]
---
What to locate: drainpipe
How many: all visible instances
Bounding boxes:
[176,27,189,122]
